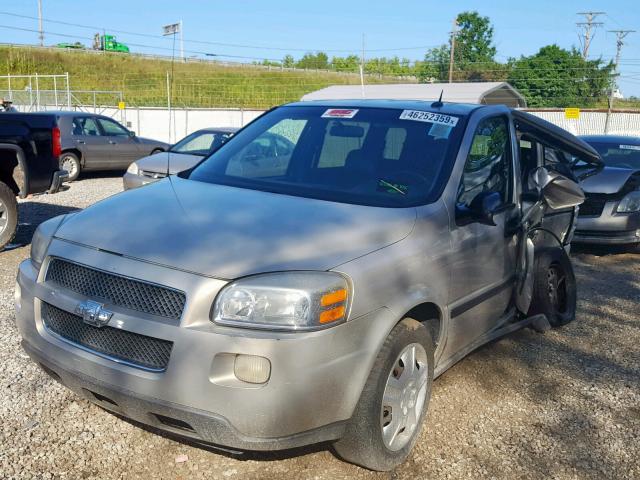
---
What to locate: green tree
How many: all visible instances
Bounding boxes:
[282,54,295,68]
[455,11,497,67]
[508,45,613,107]
[296,52,329,70]
[418,11,498,83]
[417,45,450,82]
[331,54,360,73]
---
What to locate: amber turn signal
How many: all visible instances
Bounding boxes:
[320,288,347,307]
[319,305,346,324]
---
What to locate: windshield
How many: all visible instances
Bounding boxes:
[587,142,640,170]
[170,130,233,155]
[187,105,466,207]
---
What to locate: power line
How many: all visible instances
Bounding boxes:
[0,10,439,55]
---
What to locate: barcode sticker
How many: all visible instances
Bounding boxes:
[399,110,459,127]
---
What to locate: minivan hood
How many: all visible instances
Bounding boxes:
[55,177,416,279]
[580,166,640,194]
[136,151,202,174]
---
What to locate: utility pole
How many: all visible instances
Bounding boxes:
[604,29,635,133]
[448,18,458,83]
[37,0,44,47]
[576,11,605,59]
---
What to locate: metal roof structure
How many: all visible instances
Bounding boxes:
[301,82,527,108]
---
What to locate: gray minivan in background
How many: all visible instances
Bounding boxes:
[16,100,599,471]
[49,111,169,181]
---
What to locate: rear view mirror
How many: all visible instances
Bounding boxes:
[128,130,136,138]
[329,124,364,138]
[531,167,585,210]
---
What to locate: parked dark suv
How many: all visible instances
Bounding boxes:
[50,112,168,181]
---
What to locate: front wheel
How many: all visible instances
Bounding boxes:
[0,182,18,250]
[60,152,81,181]
[150,148,164,155]
[333,318,434,471]
[528,248,577,327]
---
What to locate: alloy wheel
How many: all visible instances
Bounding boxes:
[380,343,429,451]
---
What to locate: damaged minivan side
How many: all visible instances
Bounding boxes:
[15,100,601,471]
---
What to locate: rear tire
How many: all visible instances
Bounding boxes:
[528,248,577,327]
[60,152,81,181]
[0,182,18,250]
[333,318,434,471]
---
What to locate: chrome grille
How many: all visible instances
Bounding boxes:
[46,258,186,320]
[42,302,173,371]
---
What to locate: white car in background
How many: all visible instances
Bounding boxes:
[123,127,238,189]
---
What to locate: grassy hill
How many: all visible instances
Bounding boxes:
[0,46,410,109]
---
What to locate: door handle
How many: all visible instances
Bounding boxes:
[109,140,117,145]
[76,139,85,144]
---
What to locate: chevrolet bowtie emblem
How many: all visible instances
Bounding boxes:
[75,300,113,328]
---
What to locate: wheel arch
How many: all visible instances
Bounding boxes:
[61,148,83,166]
[0,144,28,197]
[403,302,444,348]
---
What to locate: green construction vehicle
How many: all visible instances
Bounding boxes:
[93,33,130,53]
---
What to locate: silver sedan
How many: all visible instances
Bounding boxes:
[575,135,640,250]
[123,127,237,190]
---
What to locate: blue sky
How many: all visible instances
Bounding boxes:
[2,0,639,96]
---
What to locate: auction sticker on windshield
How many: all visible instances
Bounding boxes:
[620,144,640,151]
[399,110,459,127]
[322,108,359,119]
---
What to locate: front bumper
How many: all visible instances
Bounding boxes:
[574,201,640,245]
[15,244,390,450]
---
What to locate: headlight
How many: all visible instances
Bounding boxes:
[212,272,350,331]
[31,215,67,271]
[617,191,640,213]
[126,162,140,175]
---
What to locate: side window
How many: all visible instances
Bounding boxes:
[457,116,511,207]
[98,118,129,136]
[181,133,216,153]
[225,119,306,178]
[72,117,101,136]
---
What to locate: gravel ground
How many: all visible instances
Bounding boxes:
[0,174,638,479]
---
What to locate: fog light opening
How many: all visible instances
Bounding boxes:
[234,355,271,384]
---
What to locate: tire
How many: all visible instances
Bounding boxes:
[60,152,81,181]
[528,248,577,327]
[0,182,18,250]
[333,318,434,471]
[150,148,164,155]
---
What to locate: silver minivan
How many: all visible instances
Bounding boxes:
[15,100,599,471]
